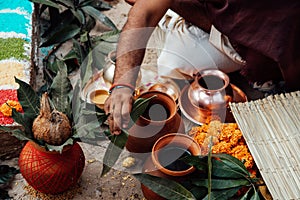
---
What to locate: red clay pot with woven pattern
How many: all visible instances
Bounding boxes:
[18,141,85,194]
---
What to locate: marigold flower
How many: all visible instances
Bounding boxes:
[0,100,22,117]
[189,120,255,171]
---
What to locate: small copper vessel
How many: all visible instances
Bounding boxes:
[187,69,233,122]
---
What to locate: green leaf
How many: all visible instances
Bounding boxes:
[40,24,81,47]
[94,41,117,55]
[98,30,121,43]
[56,0,75,9]
[72,38,88,65]
[0,126,31,141]
[29,0,60,9]
[12,110,34,138]
[73,119,101,138]
[203,187,241,200]
[192,178,250,189]
[128,96,156,128]
[80,51,93,87]
[81,6,117,30]
[134,173,196,200]
[15,78,40,119]
[71,83,82,123]
[50,61,72,114]
[0,165,19,185]
[45,138,74,153]
[181,155,208,171]
[250,188,260,200]
[78,0,95,7]
[71,9,85,25]
[240,187,252,200]
[101,130,128,176]
[212,154,251,179]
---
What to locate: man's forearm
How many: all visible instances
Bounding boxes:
[113,0,172,86]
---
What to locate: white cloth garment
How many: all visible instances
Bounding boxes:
[156,10,244,79]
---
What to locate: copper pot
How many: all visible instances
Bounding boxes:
[187,69,233,122]
[126,91,185,153]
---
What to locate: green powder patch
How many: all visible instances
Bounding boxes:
[0,38,29,60]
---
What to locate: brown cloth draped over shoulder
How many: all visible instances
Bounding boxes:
[173,0,300,91]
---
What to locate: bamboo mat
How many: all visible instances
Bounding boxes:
[229,91,300,200]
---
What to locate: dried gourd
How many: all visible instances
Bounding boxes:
[32,93,71,145]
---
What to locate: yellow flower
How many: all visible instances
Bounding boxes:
[0,100,22,117]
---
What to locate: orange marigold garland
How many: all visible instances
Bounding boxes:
[189,120,255,174]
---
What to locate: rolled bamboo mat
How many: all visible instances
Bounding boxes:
[229,91,300,200]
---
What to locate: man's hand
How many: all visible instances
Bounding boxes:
[104,87,134,135]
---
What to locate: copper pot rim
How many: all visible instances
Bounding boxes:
[193,69,230,92]
[151,133,201,176]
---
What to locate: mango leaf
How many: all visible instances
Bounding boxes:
[134,173,196,200]
[192,178,250,189]
[56,0,75,8]
[240,187,252,200]
[80,50,93,87]
[73,119,102,138]
[78,0,95,7]
[11,109,34,138]
[94,41,117,55]
[29,0,60,8]
[71,83,82,123]
[15,78,40,119]
[70,9,85,25]
[0,126,31,141]
[81,6,117,30]
[101,130,128,176]
[40,24,80,47]
[72,38,88,65]
[181,155,208,172]
[190,187,207,200]
[96,30,121,43]
[0,165,19,185]
[91,47,106,71]
[250,188,260,200]
[212,154,251,179]
[127,96,156,128]
[45,138,74,153]
[50,61,72,115]
[202,187,241,200]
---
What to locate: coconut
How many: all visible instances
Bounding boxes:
[32,93,71,145]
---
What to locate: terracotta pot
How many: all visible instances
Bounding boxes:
[141,133,201,200]
[126,91,185,153]
[188,69,233,122]
[19,141,85,194]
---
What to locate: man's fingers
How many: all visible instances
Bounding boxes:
[121,102,132,128]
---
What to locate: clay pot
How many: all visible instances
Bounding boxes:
[126,91,185,153]
[141,133,201,200]
[188,69,233,122]
[19,141,85,194]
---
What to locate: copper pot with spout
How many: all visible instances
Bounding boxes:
[187,69,233,122]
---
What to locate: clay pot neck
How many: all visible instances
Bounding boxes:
[138,91,177,124]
